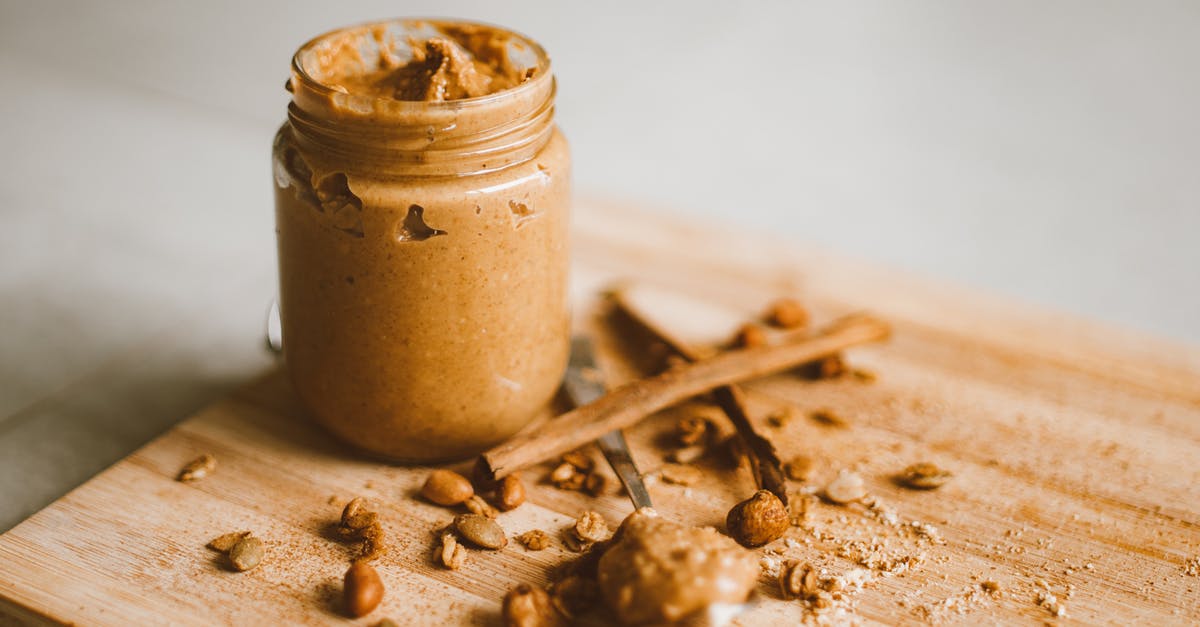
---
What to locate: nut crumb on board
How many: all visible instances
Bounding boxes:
[518,529,552,551]
[764,298,809,329]
[810,408,849,428]
[455,514,508,550]
[438,531,467,570]
[784,455,815,481]
[731,323,768,349]
[898,462,953,490]
[573,511,611,544]
[205,531,264,572]
[675,415,712,446]
[339,497,387,563]
[659,463,703,486]
[420,469,474,506]
[726,489,790,547]
[464,494,500,519]
[228,535,265,572]
[343,562,384,618]
[766,406,797,428]
[498,474,527,511]
[824,470,867,504]
[177,453,216,482]
[206,531,250,553]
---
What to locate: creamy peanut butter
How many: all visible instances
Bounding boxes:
[597,509,759,625]
[309,22,533,102]
[273,19,569,461]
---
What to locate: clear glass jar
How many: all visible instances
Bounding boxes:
[272,19,570,461]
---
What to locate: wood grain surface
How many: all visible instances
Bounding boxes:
[1,202,1197,626]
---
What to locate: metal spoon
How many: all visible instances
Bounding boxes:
[561,335,652,509]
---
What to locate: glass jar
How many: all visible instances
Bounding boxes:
[272,19,570,461]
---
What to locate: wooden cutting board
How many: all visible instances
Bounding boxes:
[1,201,1198,626]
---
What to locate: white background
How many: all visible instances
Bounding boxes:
[0,1,1196,530]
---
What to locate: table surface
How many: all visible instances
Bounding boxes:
[2,204,1198,625]
[1,1,1198,537]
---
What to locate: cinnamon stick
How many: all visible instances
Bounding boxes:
[475,313,890,483]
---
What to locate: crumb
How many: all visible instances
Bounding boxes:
[659,463,703,486]
[573,511,611,544]
[799,354,846,380]
[731,323,768,349]
[810,408,848,428]
[518,529,552,551]
[897,462,953,490]
[765,298,809,329]
[767,406,797,428]
[675,415,711,446]
[850,368,877,383]
[177,453,216,482]
[784,455,815,481]
[464,494,499,519]
[824,470,867,504]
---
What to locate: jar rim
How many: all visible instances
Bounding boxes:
[290,17,553,112]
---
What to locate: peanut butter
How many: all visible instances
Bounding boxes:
[597,509,759,624]
[273,19,569,461]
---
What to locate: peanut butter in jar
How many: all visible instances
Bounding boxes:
[273,19,570,461]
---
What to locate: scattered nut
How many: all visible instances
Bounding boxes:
[518,529,552,551]
[824,470,867,504]
[228,535,265,572]
[765,298,809,329]
[583,472,609,497]
[810,408,848,428]
[766,406,797,428]
[981,580,1002,595]
[850,368,877,383]
[675,415,711,446]
[659,463,703,486]
[438,531,467,570]
[779,561,821,600]
[206,531,250,553]
[421,469,475,506]
[800,354,845,379]
[339,497,387,562]
[561,451,594,472]
[549,463,586,490]
[666,444,707,464]
[573,511,611,544]
[498,474,526,511]
[726,490,790,547]
[549,463,575,483]
[731,323,767,349]
[784,455,815,481]
[339,497,375,534]
[464,494,500,519]
[503,583,563,627]
[898,462,953,490]
[561,529,591,553]
[455,514,508,549]
[177,453,216,482]
[343,562,384,618]
[357,523,387,563]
